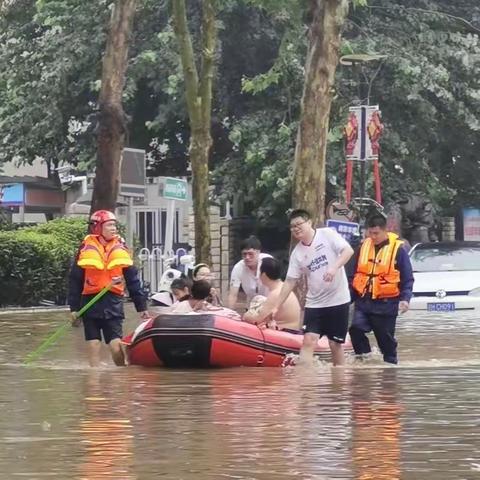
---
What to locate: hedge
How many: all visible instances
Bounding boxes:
[0,218,88,307]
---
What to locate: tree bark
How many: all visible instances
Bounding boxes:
[91,0,137,214]
[172,0,216,264]
[292,0,349,226]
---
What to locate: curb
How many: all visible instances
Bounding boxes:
[0,306,70,316]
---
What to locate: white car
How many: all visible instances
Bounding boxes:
[409,241,480,312]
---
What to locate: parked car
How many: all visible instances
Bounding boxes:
[409,241,480,311]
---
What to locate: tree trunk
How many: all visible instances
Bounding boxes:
[91,0,137,214]
[292,0,349,226]
[190,131,212,263]
[172,0,217,265]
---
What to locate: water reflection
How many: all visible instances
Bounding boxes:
[130,367,356,479]
[1,309,480,479]
[398,310,480,364]
[350,369,403,480]
[74,371,136,480]
[168,367,405,480]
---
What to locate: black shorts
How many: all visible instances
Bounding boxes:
[83,316,123,344]
[303,302,350,343]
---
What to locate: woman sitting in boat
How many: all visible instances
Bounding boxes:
[243,257,301,331]
[168,280,242,321]
[150,268,184,307]
[190,263,223,306]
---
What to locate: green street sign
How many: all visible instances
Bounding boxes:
[163,177,187,201]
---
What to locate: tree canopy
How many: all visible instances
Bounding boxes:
[0,0,478,219]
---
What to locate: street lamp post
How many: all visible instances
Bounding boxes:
[340,53,386,216]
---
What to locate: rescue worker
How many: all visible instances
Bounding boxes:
[349,214,414,364]
[68,210,150,367]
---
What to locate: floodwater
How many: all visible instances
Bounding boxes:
[1,307,480,479]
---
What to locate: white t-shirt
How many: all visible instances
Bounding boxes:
[286,228,351,308]
[230,253,272,304]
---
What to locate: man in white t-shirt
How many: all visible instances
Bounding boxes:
[227,236,272,309]
[273,209,354,366]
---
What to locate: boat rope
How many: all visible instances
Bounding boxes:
[255,322,266,366]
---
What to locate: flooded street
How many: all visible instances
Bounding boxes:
[1,308,480,479]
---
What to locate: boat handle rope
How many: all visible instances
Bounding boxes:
[254,322,266,366]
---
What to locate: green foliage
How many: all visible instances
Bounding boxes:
[241,70,280,94]
[213,114,296,220]
[0,0,479,226]
[0,218,87,306]
[26,216,88,244]
[217,0,480,220]
[0,0,109,168]
[0,216,16,231]
[338,0,480,212]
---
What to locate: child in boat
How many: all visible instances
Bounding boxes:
[151,275,192,307]
[169,280,241,321]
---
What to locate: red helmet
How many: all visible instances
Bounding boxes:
[89,210,117,236]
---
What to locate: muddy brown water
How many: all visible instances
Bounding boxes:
[0,307,479,479]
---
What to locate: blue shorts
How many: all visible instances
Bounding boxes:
[83,316,123,344]
[303,302,350,343]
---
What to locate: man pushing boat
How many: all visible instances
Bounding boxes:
[272,209,354,366]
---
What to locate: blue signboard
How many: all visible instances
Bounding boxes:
[0,183,24,206]
[326,219,360,243]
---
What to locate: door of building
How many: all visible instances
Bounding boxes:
[135,207,179,250]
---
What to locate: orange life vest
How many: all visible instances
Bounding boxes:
[352,232,403,299]
[77,235,133,295]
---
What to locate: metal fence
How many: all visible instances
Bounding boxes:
[137,246,193,295]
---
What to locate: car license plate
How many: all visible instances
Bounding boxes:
[427,302,455,312]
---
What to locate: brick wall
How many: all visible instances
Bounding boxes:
[186,206,231,298]
[441,217,455,241]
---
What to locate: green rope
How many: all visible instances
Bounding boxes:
[23,284,112,365]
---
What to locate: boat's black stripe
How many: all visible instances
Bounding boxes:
[133,326,301,355]
[131,327,342,358]
[135,327,353,355]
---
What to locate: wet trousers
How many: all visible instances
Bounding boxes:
[349,306,398,364]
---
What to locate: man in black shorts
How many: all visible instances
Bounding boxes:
[273,209,353,366]
[69,210,150,367]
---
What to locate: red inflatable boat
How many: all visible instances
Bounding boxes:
[123,314,354,368]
